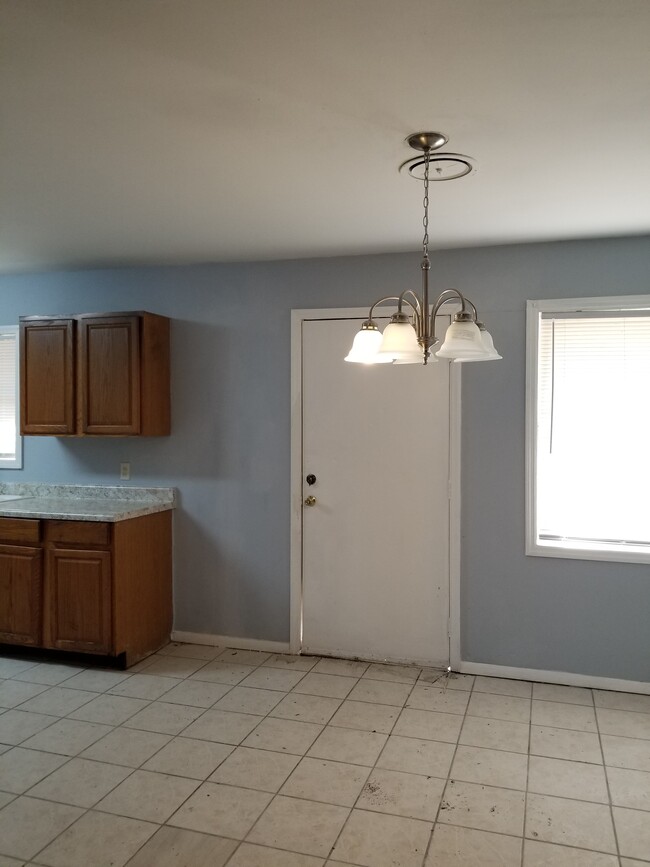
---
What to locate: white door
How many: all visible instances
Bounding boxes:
[300,315,451,667]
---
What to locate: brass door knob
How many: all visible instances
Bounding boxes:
[304,496,317,506]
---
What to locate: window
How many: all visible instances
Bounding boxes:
[526,296,650,564]
[0,326,22,469]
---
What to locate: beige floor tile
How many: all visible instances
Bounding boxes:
[602,734,650,771]
[532,683,593,705]
[35,809,156,867]
[217,649,272,666]
[108,673,178,700]
[21,719,112,756]
[329,700,399,734]
[242,717,322,754]
[68,694,148,725]
[523,839,619,866]
[347,679,411,707]
[281,757,370,806]
[189,661,257,685]
[393,707,463,743]
[425,824,522,866]
[620,860,650,867]
[95,768,199,822]
[0,747,67,794]
[13,663,82,686]
[530,725,603,763]
[230,842,325,866]
[594,690,650,714]
[263,653,320,672]
[614,806,650,860]
[331,808,431,867]
[0,792,14,809]
[210,746,300,791]
[607,766,650,810]
[62,670,131,693]
[159,642,225,660]
[308,725,387,766]
[459,716,530,753]
[362,663,420,684]
[406,685,470,714]
[357,767,444,820]
[439,779,525,836]
[239,667,307,692]
[597,707,650,740]
[270,693,341,725]
[525,793,617,853]
[293,673,357,699]
[0,680,49,708]
[528,755,609,802]
[451,744,528,790]
[312,658,368,677]
[0,855,24,866]
[157,679,232,708]
[213,686,284,715]
[123,700,204,734]
[27,757,132,806]
[474,676,532,698]
[139,655,207,678]
[126,826,237,867]
[19,687,96,717]
[182,708,261,744]
[0,796,83,860]
[247,794,349,857]
[419,670,474,690]
[0,710,57,745]
[531,700,597,732]
[468,692,531,724]
[169,781,272,838]
[143,736,233,779]
[80,727,171,767]
[376,733,454,779]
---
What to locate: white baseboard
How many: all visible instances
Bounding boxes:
[459,660,650,696]
[170,630,290,654]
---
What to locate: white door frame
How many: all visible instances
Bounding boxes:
[290,307,462,668]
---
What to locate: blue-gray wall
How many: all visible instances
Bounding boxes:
[1,235,649,681]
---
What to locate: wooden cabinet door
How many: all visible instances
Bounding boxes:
[20,318,75,434]
[45,547,112,652]
[78,316,141,435]
[0,544,43,645]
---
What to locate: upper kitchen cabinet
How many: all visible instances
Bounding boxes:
[20,311,170,437]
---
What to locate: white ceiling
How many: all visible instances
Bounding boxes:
[1,0,649,272]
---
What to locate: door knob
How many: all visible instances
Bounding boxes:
[304,496,317,506]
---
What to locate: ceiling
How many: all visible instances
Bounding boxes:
[1,0,649,272]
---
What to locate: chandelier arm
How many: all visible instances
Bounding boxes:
[367,295,420,325]
[429,288,470,338]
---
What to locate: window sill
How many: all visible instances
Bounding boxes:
[526,539,650,566]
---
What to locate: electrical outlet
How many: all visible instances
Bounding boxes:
[120,462,131,481]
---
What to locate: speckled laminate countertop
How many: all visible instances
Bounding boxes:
[0,484,176,522]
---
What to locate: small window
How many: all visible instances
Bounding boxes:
[0,326,22,469]
[526,296,650,564]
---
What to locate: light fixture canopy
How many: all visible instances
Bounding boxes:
[344,132,501,367]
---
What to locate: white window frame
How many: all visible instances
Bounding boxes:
[526,294,650,565]
[0,325,22,470]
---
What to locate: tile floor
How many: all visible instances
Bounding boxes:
[0,646,649,866]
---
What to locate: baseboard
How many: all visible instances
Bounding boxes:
[170,630,290,655]
[459,660,650,696]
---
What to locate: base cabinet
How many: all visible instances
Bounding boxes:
[0,511,171,666]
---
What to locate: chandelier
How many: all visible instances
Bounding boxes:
[345,132,501,365]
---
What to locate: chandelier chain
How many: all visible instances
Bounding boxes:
[422,149,430,259]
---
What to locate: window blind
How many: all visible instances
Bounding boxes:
[0,331,18,459]
[537,313,650,546]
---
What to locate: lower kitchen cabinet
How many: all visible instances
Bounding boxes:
[0,510,172,666]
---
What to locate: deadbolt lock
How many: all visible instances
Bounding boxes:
[304,496,317,507]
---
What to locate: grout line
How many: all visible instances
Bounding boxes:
[520,673,533,866]
[593,686,623,867]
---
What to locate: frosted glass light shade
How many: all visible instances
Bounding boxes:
[435,320,487,359]
[454,328,502,362]
[378,321,422,362]
[344,326,393,363]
